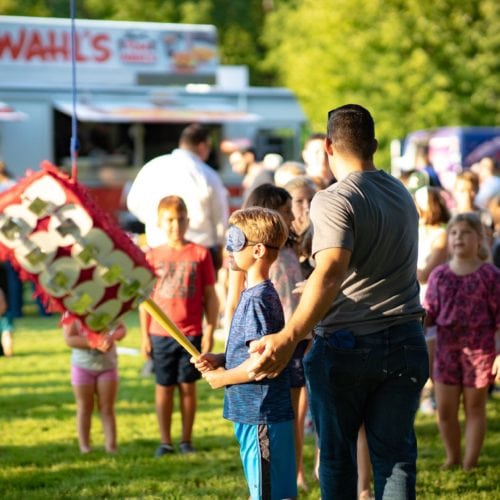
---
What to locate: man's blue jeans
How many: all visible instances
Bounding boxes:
[304,320,428,500]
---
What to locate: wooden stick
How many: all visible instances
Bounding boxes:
[141,297,201,359]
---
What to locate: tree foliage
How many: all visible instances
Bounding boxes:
[263,0,499,165]
[1,0,497,163]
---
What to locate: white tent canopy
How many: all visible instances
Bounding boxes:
[53,100,260,124]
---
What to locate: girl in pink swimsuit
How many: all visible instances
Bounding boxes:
[63,313,126,453]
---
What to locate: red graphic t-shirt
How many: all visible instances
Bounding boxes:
[146,242,215,337]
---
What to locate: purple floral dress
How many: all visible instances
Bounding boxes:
[424,263,500,387]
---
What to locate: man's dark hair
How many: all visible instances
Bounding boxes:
[179,124,211,148]
[326,104,376,160]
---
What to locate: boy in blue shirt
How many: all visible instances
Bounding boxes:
[194,207,297,500]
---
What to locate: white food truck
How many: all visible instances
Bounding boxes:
[0,15,306,212]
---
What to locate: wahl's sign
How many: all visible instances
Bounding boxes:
[0,28,111,63]
[0,16,218,86]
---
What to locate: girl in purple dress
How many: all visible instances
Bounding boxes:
[424,212,500,470]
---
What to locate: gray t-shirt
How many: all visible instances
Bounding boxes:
[311,169,423,336]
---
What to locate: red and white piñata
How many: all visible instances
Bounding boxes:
[0,161,155,346]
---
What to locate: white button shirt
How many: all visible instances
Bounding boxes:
[127,148,229,248]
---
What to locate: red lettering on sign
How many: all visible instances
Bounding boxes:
[0,28,26,59]
[0,27,111,63]
[75,31,88,62]
[25,31,45,60]
[93,34,110,62]
[47,31,70,60]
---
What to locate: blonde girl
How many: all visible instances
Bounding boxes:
[63,314,126,453]
[424,212,500,470]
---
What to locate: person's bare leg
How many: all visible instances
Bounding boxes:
[435,382,462,468]
[1,331,13,357]
[462,386,488,471]
[313,442,320,481]
[292,386,308,490]
[73,384,95,453]
[179,382,196,444]
[156,384,175,445]
[357,424,373,499]
[97,377,118,453]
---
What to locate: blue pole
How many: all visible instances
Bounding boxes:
[70,0,79,180]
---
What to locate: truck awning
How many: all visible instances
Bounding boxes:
[0,102,28,122]
[53,101,260,124]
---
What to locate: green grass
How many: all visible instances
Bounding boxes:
[1,314,499,499]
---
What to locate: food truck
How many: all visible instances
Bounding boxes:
[0,15,306,196]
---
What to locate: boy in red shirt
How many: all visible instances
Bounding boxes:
[141,195,219,456]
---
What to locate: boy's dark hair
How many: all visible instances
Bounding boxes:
[326,104,376,160]
[179,124,211,148]
[244,183,291,211]
[157,195,188,215]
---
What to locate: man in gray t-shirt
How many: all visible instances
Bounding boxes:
[249,104,428,500]
[312,168,423,335]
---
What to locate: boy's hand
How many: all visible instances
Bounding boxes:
[191,352,223,372]
[202,368,226,389]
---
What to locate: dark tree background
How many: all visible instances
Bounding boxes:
[2,0,497,164]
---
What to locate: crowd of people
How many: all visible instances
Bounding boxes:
[1,109,499,500]
[125,113,498,499]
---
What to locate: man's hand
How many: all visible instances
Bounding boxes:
[247,331,297,380]
[246,247,349,381]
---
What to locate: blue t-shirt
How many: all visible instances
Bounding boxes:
[223,280,293,424]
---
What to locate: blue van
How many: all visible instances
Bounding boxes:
[392,126,500,190]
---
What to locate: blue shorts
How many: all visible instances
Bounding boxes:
[150,334,202,386]
[0,316,14,332]
[234,420,297,500]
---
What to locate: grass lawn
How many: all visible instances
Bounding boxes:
[1,314,499,499]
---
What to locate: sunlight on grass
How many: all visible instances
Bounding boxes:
[1,314,499,499]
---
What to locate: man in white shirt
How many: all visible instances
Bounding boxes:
[127,124,229,269]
